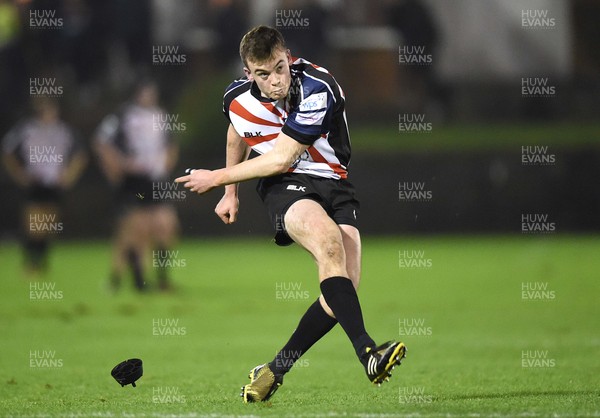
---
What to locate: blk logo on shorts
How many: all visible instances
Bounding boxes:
[286,185,306,192]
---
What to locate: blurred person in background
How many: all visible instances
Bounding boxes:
[209,0,248,72]
[0,0,27,128]
[275,0,330,66]
[386,0,446,118]
[94,80,179,292]
[2,97,87,276]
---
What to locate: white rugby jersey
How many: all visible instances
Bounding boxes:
[95,104,172,180]
[223,58,351,180]
[2,118,78,187]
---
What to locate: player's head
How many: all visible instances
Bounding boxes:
[32,97,60,123]
[240,25,292,101]
[132,79,159,108]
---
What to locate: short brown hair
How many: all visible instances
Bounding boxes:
[239,25,287,67]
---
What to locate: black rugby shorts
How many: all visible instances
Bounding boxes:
[256,173,360,246]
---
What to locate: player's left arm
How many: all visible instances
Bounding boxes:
[60,150,87,189]
[176,132,308,195]
[2,124,32,187]
[59,128,88,189]
[165,137,179,174]
[2,152,31,187]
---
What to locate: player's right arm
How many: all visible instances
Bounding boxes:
[214,124,250,224]
[93,114,126,185]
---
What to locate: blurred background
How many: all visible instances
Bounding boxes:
[1,0,599,242]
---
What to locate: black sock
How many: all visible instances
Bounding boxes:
[269,299,337,376]
[320,276,375,360]
[24,238,48,272]
[126,248,145,291]
[155,247,170,286]
[110,271,121,291]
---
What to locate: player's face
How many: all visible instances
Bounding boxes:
[245,49,292,101]
[136,84,159,108]
[34,99,60,123]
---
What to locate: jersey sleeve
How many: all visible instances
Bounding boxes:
[65,126,84,159]
[2,121,24,155]
[223,78,249,124]
[94,114,119,145]
[282,87,333,145]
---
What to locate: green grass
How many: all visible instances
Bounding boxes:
[1,236,599,417]
[351,123,600,152]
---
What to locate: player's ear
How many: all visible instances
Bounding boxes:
[243,67,253,81]
[286,49,292,64]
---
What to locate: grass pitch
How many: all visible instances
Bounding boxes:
[0,236,599,417]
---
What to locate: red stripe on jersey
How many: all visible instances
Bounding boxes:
[306,147,347,179]
[230,100,283,128]
[261,101,284,119]
[244,132,279,147]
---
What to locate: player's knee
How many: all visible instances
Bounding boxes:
[318,235,345,266]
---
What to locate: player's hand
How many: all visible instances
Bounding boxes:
[215,193,239,224]
[175,169,216,195]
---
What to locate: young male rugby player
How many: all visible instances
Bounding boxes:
[176,25,406,402]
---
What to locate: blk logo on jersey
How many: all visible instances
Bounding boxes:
[244,131,262,138]
[286,185,306,192]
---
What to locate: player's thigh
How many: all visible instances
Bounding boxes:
[339,224,361,288]
[149,205,179,243]
[284,199,346,267]
[23,203,59,239]
[117,208,150,246]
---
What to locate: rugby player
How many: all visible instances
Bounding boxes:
[176,25,406,402]
[95,81,179,291]
[2,97,86,275]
